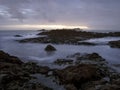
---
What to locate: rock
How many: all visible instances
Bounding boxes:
[100,84,120,90]
[78,42,96,45]
[0,50,52,90]
[18,29,120,44]
[108,40,120,48]
[45,45,56,51]
[23,83,53,90]
[65,84,77,90]
[14,35,22,37]
[54,59,73,65]
[23,62,51,75]
[53,64,103,89]
[0,50,23,64]
[76,53,105,62]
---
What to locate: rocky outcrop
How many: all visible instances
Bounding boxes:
[108,40,120,48]
[0,50,52,90]
[53,52,120,90]
[18,29,120,44]
[45,45,56,51]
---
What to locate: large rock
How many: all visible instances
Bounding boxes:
[45,45,56,51]
[108,40,120,48]
[14,35,22,37]
[0,50,23,64]
[53,64,103,89]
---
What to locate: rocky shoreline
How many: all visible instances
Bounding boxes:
[0,50,52,90]
[0,50,120,90]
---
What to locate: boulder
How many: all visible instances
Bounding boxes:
[45,45,56,51]
[108,40,120,48]
[53,64,103,89]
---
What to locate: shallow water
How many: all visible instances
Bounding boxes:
[0,30,120,66]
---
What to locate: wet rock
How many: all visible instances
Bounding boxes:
[45,45,56,51]
[100,84,120,90]
[108,40,120,48]
[0,50,52,90]
[65,84,77,90]
[78,42,96,45]
[0,50,23,64]
[54,59,73,65]
[23,62,51,75]
[53,64,103,89]
[23,83,53,90]
[14,35,22,37]
[76,53,105,62]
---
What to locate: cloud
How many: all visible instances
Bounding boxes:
[0,0,120,30]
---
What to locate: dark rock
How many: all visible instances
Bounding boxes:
[76,53,105,62]
[0,50,52,90]
[18,29,120,44]
[53,64,103,89]
[23,62,50,75]
[14,35,22,37]
[108,40,120,48]
[45,45,56,51]
[65,84,77,90]
[54,59,73,65]
[23,83,53,90]
[0,50,23,64]
[78,42,96,45]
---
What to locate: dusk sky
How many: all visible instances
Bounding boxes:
[0,0,120,30]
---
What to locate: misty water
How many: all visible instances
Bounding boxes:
[0,30,120,69]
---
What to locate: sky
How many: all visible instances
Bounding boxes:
[0,0,120,30]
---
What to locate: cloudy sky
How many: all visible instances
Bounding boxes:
[0,0,120,30]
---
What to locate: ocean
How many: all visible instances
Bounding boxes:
[0,30,120,70]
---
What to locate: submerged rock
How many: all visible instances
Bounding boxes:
[14,35,22,37]
[45,45,56,51]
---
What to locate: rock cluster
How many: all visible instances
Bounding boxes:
[0,50,52,90]
[1,50,120,90]
[53,52,120,90]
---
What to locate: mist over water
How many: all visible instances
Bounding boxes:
[0,30,120,68]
